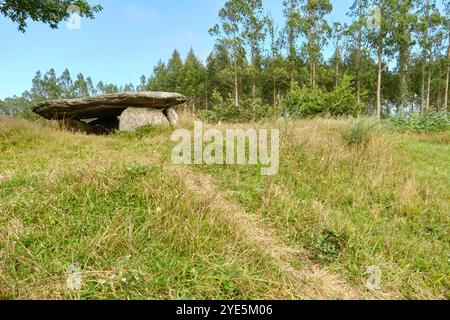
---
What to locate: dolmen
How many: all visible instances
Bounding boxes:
[32,91,187,135]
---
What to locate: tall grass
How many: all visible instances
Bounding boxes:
[0,116,448,299]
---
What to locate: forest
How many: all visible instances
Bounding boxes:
[1,0,449,122]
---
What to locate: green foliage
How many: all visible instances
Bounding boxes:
[389,111,450,133]
[284,75,365,117]
[310,229,346,263]
[1,69,130,117]
[197,118,449,298]
[340,119,377,148]
[199,93,279,123]
[0,0,102,32]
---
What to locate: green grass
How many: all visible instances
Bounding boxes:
[0,117,448,299]
[195,119,449,299]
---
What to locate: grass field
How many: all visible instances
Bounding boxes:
[0,116,448,300]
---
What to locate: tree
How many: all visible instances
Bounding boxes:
[30,71,45,101]
[137,75,147,91]
[42,68,61,100]
[210,0,248,107]
[300,0,333,89]
[389,0,416,113]
[180,49,206,111]
[242,0,266,99]
[58,69,74,98]
[148,60,169,91]
[445,38,450,111]
[166,50,184,93]
[206,42,234,105]
[282,0,301,81]
[0,0,102,32]
[348,0,369,103]
[417,0,432,112]
[443,1,449,110]
[267,15,289,108]
[122,83,135,92]
[74,73,88,97]
[96,81,106,94]
[86,77,96,96]
[331,22,345,88]
[367,0,393,117]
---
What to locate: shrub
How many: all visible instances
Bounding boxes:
[199,93,279,123]
[389,111,450,133]
[340,119,377,148]
[310,229,347,263]
[284,75,365,117]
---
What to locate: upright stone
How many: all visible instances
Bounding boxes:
[165,108,179,126]
[119,108,169,132]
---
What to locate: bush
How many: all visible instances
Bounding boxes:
[340,119,377,148]
[389,111,450,133]
[284,75,365,117]
[199,92,279,123]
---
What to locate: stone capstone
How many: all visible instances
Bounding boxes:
[33,91,186,120]
[32,91,185,135]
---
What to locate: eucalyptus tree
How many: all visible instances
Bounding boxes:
[242,0,267,99]
[348,0,370,103]
[74,73,89,97]
[388,0,417,113]
[282,0,302,81]
[300,0,333,89]
[267,16,288,108]
[417,0,433,111]
[41,69,61,100]
[86,77,96,96]
[58,69,74,99]
[367,0,394,117]
[331,22,345,88]
[30,71,45,101]
[210,0,249,107]
[426,10,446,111]
[443,1,450,110]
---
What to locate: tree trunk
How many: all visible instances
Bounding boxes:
[335,47,340,88]
[426,66,431,112]
[437,78,441,111]
[312,61,316,89]
[356,0,363,104]
[425,41,434,112]
[445,37,450,111]
[234,59,239,107]
[420,0,431,113]
[273,76,276,108]
[377,43,383,118]
[399,33,410,113]
[205,78,209,111]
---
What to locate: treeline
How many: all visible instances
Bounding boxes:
[143,0,450,118]
[1,0,449,120]
[0,68,140,115]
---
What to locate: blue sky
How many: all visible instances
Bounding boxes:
[0,0,354,99]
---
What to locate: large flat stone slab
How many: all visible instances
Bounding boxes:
[33,91,187,120]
